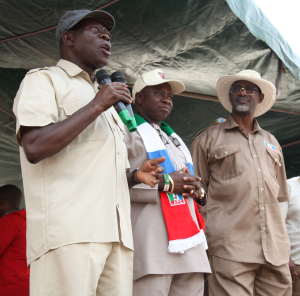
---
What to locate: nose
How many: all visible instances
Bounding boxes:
[162,94,172,105]
[240,88,246,95]
[100,33,110,42]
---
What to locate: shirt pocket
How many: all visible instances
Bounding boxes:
[266,148,282,180]
[61,101,89,145]
[210,145,245,180]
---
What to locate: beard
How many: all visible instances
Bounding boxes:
[236,105,250,112]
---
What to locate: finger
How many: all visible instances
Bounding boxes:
[179,167,186,174]
[154,165,164,173]
[115,90,133,101]
[110,82,130,88]
[149,157,166,166]
[115,94,132,104]
[183,185,196,191]
[185,166,191,174]
[183,176,201,183]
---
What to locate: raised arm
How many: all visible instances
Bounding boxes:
[20,81,132,164]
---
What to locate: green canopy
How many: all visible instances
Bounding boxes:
[1,0,300,207]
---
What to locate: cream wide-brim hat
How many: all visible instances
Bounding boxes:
[217,69,276,117]
[132,69,185,103]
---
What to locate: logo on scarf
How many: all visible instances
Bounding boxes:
[264,141,277,152]
[158,72,167,80]
[167,193,186,206]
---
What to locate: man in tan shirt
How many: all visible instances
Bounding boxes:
[191,70,292,296]
[12,10,164,296]
[125,69,211,296]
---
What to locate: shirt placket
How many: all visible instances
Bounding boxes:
[249,132,268,260]
[104,112,124,242]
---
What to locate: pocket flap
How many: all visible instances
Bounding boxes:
[214,146,240,159]
[266,148,282,167]
[62,101,87,116]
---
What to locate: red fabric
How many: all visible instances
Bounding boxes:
[160,192,202,241]
[0,210,29,296]
[194,200,205,232]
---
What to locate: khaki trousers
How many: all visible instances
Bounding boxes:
[30,242,133,296]
[133,273,204,296]
[209,255,292,296]
[293,265,300,296]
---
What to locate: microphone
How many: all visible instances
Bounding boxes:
[96,70,132,126]
[111,72,137,132]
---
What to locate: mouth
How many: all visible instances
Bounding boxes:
[160,106,171,112]
[236,96,250,104]
[100,44,111,56]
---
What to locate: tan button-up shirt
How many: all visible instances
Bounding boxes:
[190,115,290,266]
[125,126,211,281]
[13,59,133,265]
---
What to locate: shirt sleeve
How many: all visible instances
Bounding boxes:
[13,69,58,146]
[190,135,210,193]
[0,215,19,257]
[276,146,290,202]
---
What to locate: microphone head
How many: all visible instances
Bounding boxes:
[96,69,111,84]
[111,71,126,84]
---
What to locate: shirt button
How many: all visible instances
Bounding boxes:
[261,207,265,210]
[253,155,257,157]
[117,204,120,208]
[225,151,228,155]
[249,141,252,144]
[261,188,264,191]
[258,169,261,172]
[263,227,266,230]
[117,151,120,155]
[275,158,278,161]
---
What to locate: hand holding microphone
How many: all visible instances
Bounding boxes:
[95,70,137,132]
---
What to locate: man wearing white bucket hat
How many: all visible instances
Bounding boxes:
[191,70,292,295]
[125,69,211,296]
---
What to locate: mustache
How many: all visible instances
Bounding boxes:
[235,95,251,102]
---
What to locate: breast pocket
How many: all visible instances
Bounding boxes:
[62,101,89,145]
[266,148,282,180]
[210,146,245,180]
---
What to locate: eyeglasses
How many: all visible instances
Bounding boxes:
[230,86,260,95]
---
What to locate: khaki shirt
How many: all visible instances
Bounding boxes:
[125,127,211,281]
[190,115,290,266]
[13,59,133,265]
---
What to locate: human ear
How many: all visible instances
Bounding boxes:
[135,92,143,105]
[61,31,74,47]
[258,93,264,104]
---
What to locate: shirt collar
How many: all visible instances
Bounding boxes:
[56,59,85,77]
[224,114,261,132]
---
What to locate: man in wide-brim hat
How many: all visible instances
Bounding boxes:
[191,70,292,295]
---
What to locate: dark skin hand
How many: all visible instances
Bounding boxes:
[135,83,202,198]
[20,18,162,188]
[229,80,264,135]
[289,257,298,283]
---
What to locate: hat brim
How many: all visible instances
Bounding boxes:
[132,79,185,103]
[217,75,276,117]
[146,79,185,95]
[68,10,115,32]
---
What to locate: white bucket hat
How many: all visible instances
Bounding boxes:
[217,69,276,117]
[132,69,185,103]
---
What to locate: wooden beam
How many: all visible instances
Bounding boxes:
[0,107,16,120]
[281,139,300,148]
